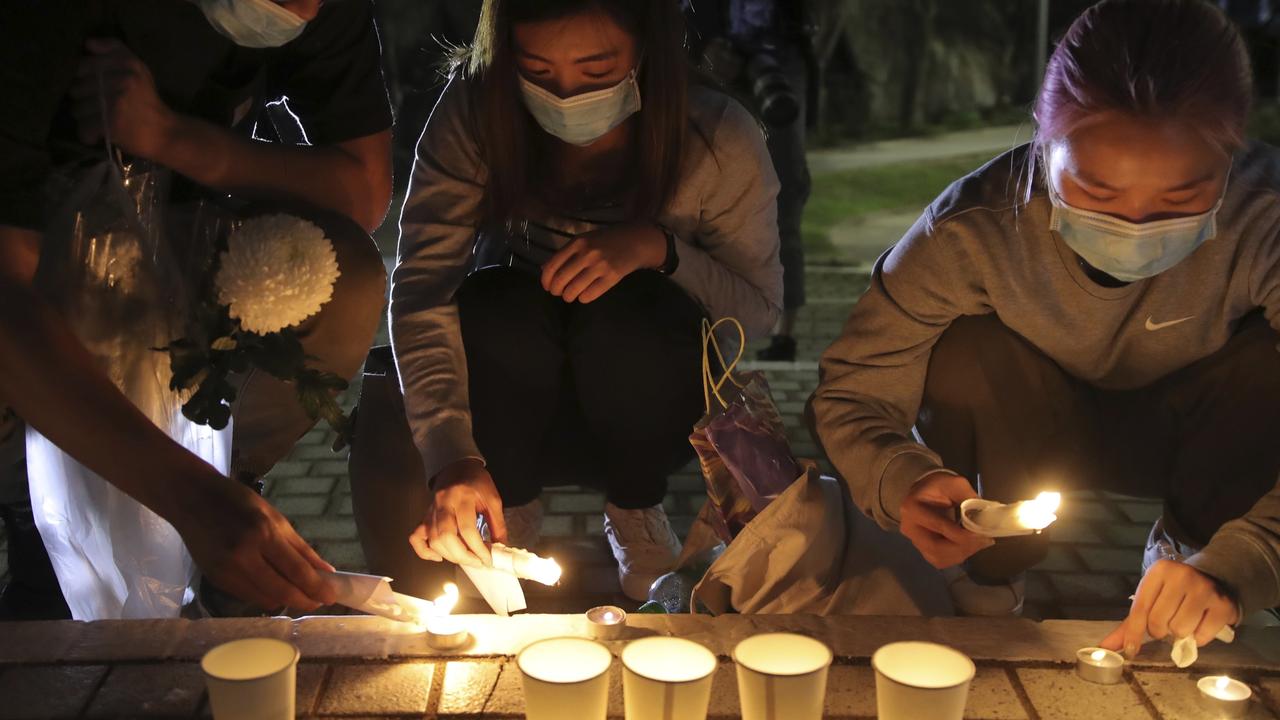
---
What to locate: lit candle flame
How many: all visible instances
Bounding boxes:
[1016,491,1062,530]
[434,582,460,616]
[1091,649,1107,662]
[1217,676,1231,692]
[603,611,617,623]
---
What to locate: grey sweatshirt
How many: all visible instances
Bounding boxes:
[812,143,1280,615]
[390,76,782,488]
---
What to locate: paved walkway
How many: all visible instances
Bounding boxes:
[807,124,1029,175]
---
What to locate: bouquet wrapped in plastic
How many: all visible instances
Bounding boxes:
[26,145,346,619]
[27,153,233,619]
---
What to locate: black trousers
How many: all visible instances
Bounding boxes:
[458,268,706,509]
[917,313,1280,581]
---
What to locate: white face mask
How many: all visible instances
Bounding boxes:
[518,70,642,147]
[1047,166,1228,283]
[194,0,308,48]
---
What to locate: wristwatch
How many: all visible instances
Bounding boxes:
[657,224,680,275]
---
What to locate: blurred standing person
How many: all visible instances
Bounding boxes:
[686,0,815,361]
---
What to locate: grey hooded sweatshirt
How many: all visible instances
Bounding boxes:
[390,76,782,489]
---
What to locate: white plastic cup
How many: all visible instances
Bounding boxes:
[872,641,975,720]
[621,636,718,720]
[733,633,833,720]
[517,637,612,720]
[201,638,300,720]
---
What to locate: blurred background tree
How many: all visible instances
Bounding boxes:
[371,0,1280,161]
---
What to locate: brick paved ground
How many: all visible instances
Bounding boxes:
[257,264,1157,621]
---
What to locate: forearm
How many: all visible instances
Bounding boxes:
[809,383,944,529]
[1186,487,1280,616]
[159,114,390,232]
[388,296,484,484]
[0,279,216,518]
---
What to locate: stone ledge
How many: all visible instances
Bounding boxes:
[7,615,1275,670]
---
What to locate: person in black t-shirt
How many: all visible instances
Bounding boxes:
[0,0,392,618]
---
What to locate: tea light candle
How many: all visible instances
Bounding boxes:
[1075,647,1124,684]
[585,605,627,640]
[1198,676,1251,718]
[424,615,471,651]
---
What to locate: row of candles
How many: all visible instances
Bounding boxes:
[405,491,1253,718]
[197,620,1257,720]
[511,626,1257,720]
[198,487,1256,720]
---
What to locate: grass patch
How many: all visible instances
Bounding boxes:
[802,152,996,255]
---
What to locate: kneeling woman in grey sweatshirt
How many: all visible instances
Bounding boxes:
[388,0,782,602]
[812,0,1280,654]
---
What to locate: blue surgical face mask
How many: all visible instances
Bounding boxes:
[1047,173,1226,283]
[518,70,642,147]
[195,0,308,48]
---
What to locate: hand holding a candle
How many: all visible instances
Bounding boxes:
[900,471,996,569]
[410,459,508,568]
[1101,559,1238,657]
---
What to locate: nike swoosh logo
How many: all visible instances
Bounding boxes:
[1145,315,1195,331]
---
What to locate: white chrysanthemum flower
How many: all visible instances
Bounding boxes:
[215,214,341,334]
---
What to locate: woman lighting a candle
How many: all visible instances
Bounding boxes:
[384,0,782,602]
[811,0,1280,652]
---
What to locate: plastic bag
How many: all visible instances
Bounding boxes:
[25,153,232,619]
[704,373,800,512]
[689,318,800,541]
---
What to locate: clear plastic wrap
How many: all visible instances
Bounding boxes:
[25,154,232,619]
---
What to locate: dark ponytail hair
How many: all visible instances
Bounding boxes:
[459,0,690,225]
[1034,0,1252,156]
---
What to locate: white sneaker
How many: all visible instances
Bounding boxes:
[942,566,1026,617]
[603,502,682,602]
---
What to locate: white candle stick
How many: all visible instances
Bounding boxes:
[959,491,1061,537]
[490,544,563,586]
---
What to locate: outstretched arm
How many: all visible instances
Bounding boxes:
[70,38,393,232]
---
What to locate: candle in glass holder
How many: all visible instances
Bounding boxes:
[1198,676,1251,718]
[586,605,627,640]
[1075,647,1124,684]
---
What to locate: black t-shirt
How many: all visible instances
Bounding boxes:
[0,0,392,231]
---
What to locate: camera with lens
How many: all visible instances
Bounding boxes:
[744,47,800,129]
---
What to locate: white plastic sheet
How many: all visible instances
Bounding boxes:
[24,157,231,619]
[27,419,229,619]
